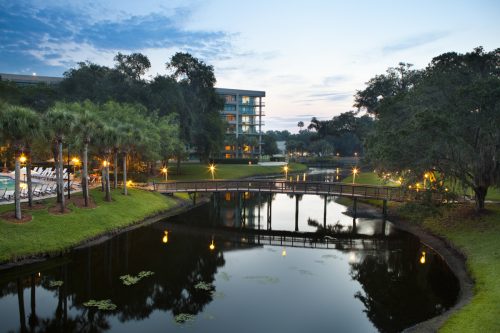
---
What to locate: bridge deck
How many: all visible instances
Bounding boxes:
[153,180,444,202]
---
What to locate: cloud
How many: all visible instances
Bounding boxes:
[296,91,353,103]
[382,31,450,53]
[0,1,231,73]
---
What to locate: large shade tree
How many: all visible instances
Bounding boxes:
[359,47,500,210]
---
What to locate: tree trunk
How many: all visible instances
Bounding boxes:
[82,142,89,207]
[474,186,487,211]
[14,153,22,220]
[113,150,118,189]
[176,155,181,175]
[58,141,65,213]
[105,164,111,202]
[122,152,128,196]
[53,145,61,204]
[26,151,33,208]
[101,168,105,192]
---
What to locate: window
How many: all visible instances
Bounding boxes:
[226,115,236,122]
[224,105,236,111]
[241,96,250,104]
[225,145,231,151]
[225,95,236,103]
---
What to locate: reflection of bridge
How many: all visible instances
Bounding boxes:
[158,221,400,252]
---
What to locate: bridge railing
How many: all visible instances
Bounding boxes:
[153,180,445,202]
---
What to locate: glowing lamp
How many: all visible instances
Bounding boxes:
[19,155,27,163]
[209,239,215,251]
[103,160,108,167]
[162,230,169,243]
[282,248,287,257]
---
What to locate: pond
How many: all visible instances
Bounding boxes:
[0,170,459,333]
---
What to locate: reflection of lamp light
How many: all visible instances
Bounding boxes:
[419,251,426,264]
[282,247,287,257]
[209,237,215,251]
[162,230,169,243]
[283,165,289,179]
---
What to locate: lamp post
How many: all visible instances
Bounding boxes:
[162,167,168,182]
[352,167,359,184]
[209,164,216,180]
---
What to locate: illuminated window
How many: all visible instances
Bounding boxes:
[225,95,236,103]
[241,96,250,104]
[225,145,231,151]
[225,192,232,201]
[226,115,236,122]
[225,154,232,159]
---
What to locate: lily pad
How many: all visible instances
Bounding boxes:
[83,299,117,311]
[218,272,231,281]
[48,280,64,288]
[244,275,280,284]
[194,281,214,291]
[174,313,196,324]
[120,271,155,286]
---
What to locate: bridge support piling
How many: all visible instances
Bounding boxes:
[353,197,358,219]
[323,195,327,228]
[257,193,261,230]
[295,195,299,232]
[382,199,387,217]
[267,194,272,230]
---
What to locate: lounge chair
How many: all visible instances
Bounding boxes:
[34,184,48,196]
[0,188,7,201]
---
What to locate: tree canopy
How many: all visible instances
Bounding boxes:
[360,47,500,210]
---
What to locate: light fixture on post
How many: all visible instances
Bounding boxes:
[352,167,359,184]
[162,230,169,244]
[209,237,215,251]
[161,167,168,182]
[209,164,216,180]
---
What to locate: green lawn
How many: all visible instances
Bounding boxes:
[341,172,500,332]
[342,171,399,186]
[156,162,307,181]
[422,204,500,332]
[0,188,181,263]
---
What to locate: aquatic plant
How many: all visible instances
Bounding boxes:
[174,313,196,324]
[48,280,64,288]
[83,299,117,311]
[120,270,155,286]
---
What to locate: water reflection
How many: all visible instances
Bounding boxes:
[0,168,459,332]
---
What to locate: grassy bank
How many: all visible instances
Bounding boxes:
[0,188,181,263]
[343,172,500,332]
[157,162,307,181]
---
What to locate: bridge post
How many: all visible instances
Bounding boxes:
[257,192,261,230]
[382,199,387,217]
[323,195,327,228]
[353,197,358,218]
[242,192,246,227]
[267,194,272,230]
[295,195,299,232]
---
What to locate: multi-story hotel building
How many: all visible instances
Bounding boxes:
[215,88,265,159]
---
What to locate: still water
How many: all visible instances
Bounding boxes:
[0,171,459,333]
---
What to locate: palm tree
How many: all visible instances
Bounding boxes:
[45,105,75,213]
[94,125,118,202]
[0,105,40,219]
[73,102,100,207]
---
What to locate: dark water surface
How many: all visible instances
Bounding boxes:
[0,171,459,333]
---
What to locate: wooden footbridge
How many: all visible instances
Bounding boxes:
[153,179,444,203]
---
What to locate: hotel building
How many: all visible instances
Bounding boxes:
[215,88,265,159]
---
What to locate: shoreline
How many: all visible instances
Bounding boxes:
[0,193,210,271]
[344,199,474,332]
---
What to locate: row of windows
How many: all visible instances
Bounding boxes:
[223,95,261,105]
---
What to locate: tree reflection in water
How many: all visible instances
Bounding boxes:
[0,191,459,333]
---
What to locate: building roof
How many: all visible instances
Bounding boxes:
[215,88,265,97]
[0,73,63,85]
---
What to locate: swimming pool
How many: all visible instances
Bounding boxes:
[0,175,15,190]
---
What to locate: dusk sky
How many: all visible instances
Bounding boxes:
[1,0,499,131]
